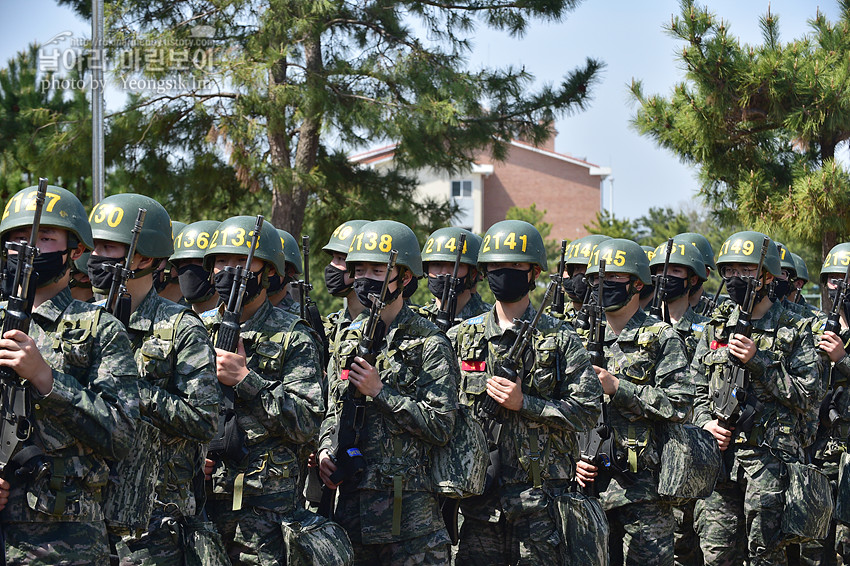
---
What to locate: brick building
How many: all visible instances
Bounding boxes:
[349,132,610,240]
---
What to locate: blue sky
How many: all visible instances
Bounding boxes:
[1,0,841,220]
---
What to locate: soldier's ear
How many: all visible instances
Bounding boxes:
[633,279,645,292]
[69,242,86,261]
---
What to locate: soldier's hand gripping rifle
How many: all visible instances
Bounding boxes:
[649,238,674,323]
[711,237,768,477]
[477,281,557,493]
[207,215,264,468]
[435,233,467,332]
[551,240,568,316]
[820,259,850,426]
[298,235,329,365]
[104,208,146,328]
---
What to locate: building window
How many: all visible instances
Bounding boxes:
[451,180,472,198]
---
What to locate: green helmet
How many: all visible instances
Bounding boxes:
[675,232,717,271]
[641,245,656,262]
[203,216,285,274]
[650,240,707,281]
[586,238,652,285]
[792,253,809,283]
[171,221,220,262]
[478,220,548,270]
[89,194,173,259]
[716,231,781,277]
[323,220,369,256]
[774,242,797,275]
[0,185,94,250]
[347,220,423,277]
[171,221,187,240]
[821,243,850,280]
[277,229,303,274]
[422,227,481,267]
[565,235,611,267]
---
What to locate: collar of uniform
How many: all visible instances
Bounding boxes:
[723,299,781,333]
[383,304,416,344]
[673,305,701,333]
[127,287,161,333]
[240,298,273,334]
[484,302,536,340]
[606,307,648,343]
[458,293,490,320]
[32,286,74,324]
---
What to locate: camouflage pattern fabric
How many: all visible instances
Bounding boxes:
[116,288,221,564]
[671,306,708,362]
[323,308,353,360]
[276,293,301,315]
[448,304,601,563]
[204,504,288,566]
[318,306,458,549]
[691,300,824,565]
[607,500,675,566]
[417,293,492,326]
[204,298,324,560]
[0,288,138,564]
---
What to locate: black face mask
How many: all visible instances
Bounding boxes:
[177,264,215,304]
[639,284,655,301]
[152,266,177,293]
[87,254,122,294]
[428,274,465,300]
[592,279,634,312]
[724,276,750,307]
[770,279,791,302]
[487,268,531,303]
[563,274,588,303]
[214,268,265,305]
[4,250,68,295]
[660,275,690,301]
[403,276,418,299]
[353,276,401,309]
[266,273,285,295]
[324,264,352,297]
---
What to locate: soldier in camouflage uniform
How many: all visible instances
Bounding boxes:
[575,238,692,566]
[559,234,611,324]
[676,233,718,315]
[690,231,824,566]
[798,243,850,566]
[155,221,187,304]
[202,216,324,565]
[322,220,369,355]
[650,238,709,566]
[88,194,221,565]
[69,251,94,303]
[790,253,815,311]
[318,220,460,565]
[639,245,657,311]
[450,220,601,565]
[269,228,302,314]
[419,227,491,326]
[171,221,221,317]
[0,185,138,566]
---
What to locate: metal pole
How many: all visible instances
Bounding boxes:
[92,0,105,206]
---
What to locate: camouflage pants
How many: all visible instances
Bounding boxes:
[694,448,788,566]
[350,528,451,566]
[207,500,287,566]
[455,514,507,566]
[606,500,675,566]
[115,518,185,566]
[4,520,111,565]
[673,501,703,566]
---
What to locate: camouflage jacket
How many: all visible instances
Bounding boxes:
[128,288,219,516]
[811,325,850,472]
[276,293,301,315]
[691,300,824,459]
[417,293,492,327]
[0,288,138,524]
[449,304,601,486]
[582,309,692,509]
[673,306,709,363]
[319,306,459,544]
[204,299,324,510]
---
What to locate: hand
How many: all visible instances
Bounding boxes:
[348,357,383,398]
[215,339,249,386]
[703,419,734,451]
[0,330,53,395]
[820,331,847,363]
[728,334,757,364]
[486,374,523,411]
[318,450,341,489]
[575,459,598,488]
[0,478,9,511]
[307,452,318,468]
[594,366,619,396]
[204,458,216,481]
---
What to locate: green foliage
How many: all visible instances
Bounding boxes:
[584,207,691,247]
[584,210,640,241]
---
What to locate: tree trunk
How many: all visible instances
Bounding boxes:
[268,52,293,233]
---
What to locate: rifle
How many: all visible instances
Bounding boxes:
[104,208,146,327]
[477,281,558,494]
[321,250,399,512]
[207,215,264,468]
[298,235,329,364]
[551,240,568,316]
[649,238,673,323]
[0,179,50,565]
[435,233,467,332]
[821,259,850,426]
[711,237,768,478]
[701,279,725,316]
